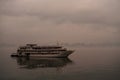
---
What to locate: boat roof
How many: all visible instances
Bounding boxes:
[19,44,62,48]
[26,44,37,46]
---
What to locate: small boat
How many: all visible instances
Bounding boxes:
[11,44,74,58]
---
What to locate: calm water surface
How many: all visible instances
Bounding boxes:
[0,46,120,80]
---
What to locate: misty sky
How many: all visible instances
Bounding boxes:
[0,0,120,45]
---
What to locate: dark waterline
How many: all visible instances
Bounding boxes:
[0,46,120,80]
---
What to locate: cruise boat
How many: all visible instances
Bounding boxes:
[11,44,74,58]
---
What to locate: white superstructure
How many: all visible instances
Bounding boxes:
[13,44,74,58]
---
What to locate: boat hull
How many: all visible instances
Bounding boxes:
[11,50,74,58]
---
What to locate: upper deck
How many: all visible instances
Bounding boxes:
[19,44,62,50]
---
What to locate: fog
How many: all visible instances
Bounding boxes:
[0,0,120,46]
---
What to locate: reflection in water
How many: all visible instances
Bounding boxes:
[1,47,120,80]
[13,57,73,69]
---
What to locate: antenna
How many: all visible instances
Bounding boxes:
[57,41,59,46]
